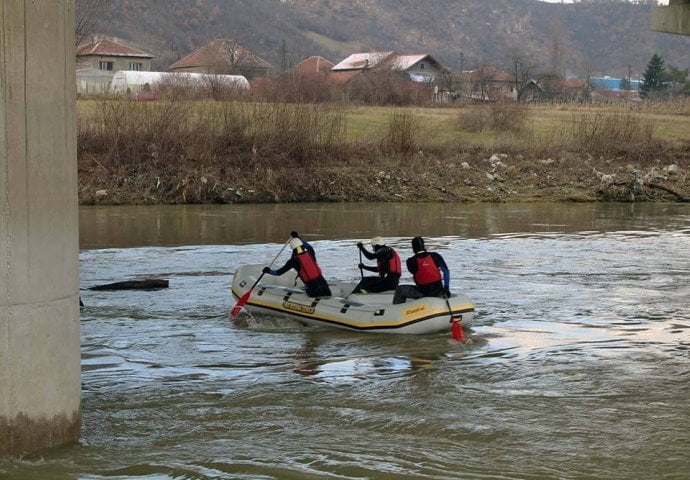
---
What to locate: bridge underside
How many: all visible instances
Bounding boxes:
[652,0,690,35]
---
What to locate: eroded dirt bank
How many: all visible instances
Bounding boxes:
[79,151,689,205]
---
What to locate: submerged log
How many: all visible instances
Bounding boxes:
[89,279,169,291]
[645,182,689,202]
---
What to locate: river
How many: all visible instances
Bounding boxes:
[2,202,689,479]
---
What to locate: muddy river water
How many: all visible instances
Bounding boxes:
[2,202,689,479]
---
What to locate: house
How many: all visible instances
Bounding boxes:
[329,51,447,104]
[331,51,396,72]
[519,78,588,102]
[330,51,447,85]
[381,54,447,84]
[76,37,154,94]
[248,56,335,101]
[169,39,272,79]
[458,66,517,101]
[291,56,335,79]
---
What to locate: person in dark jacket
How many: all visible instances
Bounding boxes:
[393,236,451,304]
[263,236,332,297]
[351,237,401,294]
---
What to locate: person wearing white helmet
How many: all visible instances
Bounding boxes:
[351,236,402,294]
[263,232,331,297]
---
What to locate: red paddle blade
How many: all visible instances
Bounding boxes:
[230,290,252,317]
[451,318,464,342]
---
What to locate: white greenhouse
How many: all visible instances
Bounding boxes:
[108,70,250,95]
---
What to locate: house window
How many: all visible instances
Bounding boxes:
[420,63,425,70]
[99,61,113,71]
[129,62,142,71]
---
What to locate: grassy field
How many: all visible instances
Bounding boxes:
[338,101,690,144]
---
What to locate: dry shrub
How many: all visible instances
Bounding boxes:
[78,98,189,164]
[254,74,335,103]
[379,110,419,155]
[252,102,347,163]
[154,73,248,101]
[639,98,690,116]
[344,71,431,106]
[456,105,488,132]
[457,102,527,133]
[568,112,661,161]
[78,98,351,168]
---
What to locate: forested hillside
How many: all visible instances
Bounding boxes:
[91,0,689,77]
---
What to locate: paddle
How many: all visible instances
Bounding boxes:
[230,239,290,317]
[358,246,364,280]
[444,292,464,342]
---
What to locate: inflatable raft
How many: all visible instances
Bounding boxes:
[231,264,475,334]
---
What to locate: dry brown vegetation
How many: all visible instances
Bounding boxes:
[77,97,690,205]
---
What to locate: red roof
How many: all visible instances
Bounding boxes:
[170,39,271,70]
[462,66,512,82]
[292,56,334,76]
[76,38,153,58]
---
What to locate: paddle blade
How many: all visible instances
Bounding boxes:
[451,318,464,342]
[231,290,252,317]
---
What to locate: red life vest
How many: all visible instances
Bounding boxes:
[295,248,322,283]
[413,254,441,285]
[377,248,402,276]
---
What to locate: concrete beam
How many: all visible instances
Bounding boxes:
[1,0,81,456]
[652,0,690,35]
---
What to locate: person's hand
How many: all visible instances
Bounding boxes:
[262,267,272,274]
[358,263,364,269]
[357,242,363,250]
[443,287,451,298]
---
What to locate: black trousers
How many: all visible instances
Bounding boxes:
[393,283,443,304]
[305,277,332,297]
[352,275,400,294]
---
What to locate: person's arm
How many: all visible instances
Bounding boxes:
[433,253,450,290]
[265,257,296,276]
[406,256,417,275]
[360,264,378,273]
[357,242,377,261]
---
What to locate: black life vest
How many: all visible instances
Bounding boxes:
[413,253,441,285]
[295,248,322,283]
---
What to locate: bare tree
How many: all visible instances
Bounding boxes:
[507,49,537,95]
[549,18,566,80]
[578,56,598,100]
[214,39,262,78]
[75,0,107,47]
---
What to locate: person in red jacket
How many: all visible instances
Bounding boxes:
[352,237,401,294]
[393,236,451,304]
[263,236,332,297]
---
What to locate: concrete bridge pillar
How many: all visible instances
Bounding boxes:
[652,0,690,35]
[1,0,81,456]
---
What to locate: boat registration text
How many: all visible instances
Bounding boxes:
[283,301,315,315]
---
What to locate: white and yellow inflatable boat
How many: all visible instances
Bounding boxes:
[231,264,475,334]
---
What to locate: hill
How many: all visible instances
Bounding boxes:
[91,0,689,78]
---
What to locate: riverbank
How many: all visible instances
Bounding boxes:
[77,100,690,204]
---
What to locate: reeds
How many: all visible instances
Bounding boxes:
[78,98,348,168]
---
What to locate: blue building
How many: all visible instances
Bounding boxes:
[590,76,641,92]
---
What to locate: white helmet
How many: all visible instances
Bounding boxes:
[289,237,303,250]
[371,236,385,247]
